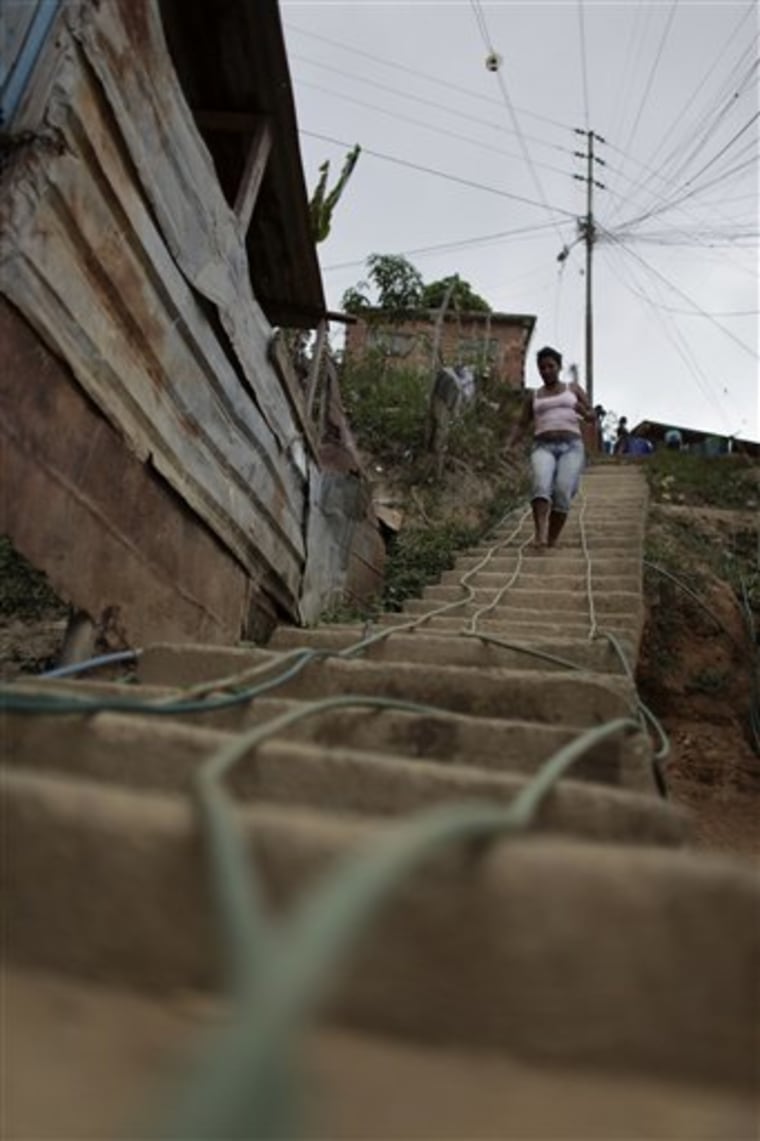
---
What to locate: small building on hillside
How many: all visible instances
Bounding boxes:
[344,309,536,388]
[632,421,760,459]
[1,0,384,652]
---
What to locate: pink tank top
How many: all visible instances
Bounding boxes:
[532,384,581,436]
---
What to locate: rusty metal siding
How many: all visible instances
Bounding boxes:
[0,298,257,647]
[0,0,314,616]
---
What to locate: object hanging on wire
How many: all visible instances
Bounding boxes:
[485,51,502,72]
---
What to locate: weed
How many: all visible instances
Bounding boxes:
[0,537,67,619]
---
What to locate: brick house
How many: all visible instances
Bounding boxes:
[344,309,536,388]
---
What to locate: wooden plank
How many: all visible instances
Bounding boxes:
[0,45,305,605]
[306,319,328,417]
[0,299,270,647]
[234,117,273,235]
[69,0,301,449]
[267,330,320,463]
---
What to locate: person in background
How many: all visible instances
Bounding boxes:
[626,434,654,457]
[505,345,595,549]
[593,404,606,453]
[614,416,630,455]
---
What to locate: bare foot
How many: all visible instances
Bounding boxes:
[529,538,547,550]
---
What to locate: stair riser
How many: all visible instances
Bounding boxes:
[3,717,679,844]
[269,627,631,674]
[3,772,756,1090]
[272,660,634,725]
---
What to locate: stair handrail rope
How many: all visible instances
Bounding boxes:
[578,492,600,642]
[159,707,644,1141]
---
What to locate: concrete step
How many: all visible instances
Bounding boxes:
[453,554,639,575]
[3,712,682,844]
[6,966,755,1141]
[374,612,642,644]
[438,570,641,592]
[3,684,656,791]
[265,657,635,724]
[4,769,757,1089]
[268,625,633,674]
[467,538,643,555]
[415,589,643,616]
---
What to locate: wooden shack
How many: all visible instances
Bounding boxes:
[0,0,384,651]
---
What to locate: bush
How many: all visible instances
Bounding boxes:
[0,537,66,619]
[340,351,429,463]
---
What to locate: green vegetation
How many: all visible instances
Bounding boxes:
[381,521,479,613]
[0,537,66,619]
[341,253,491,315]
[332,352,527,620]
[340,352,429,464]
[645,449,759,510]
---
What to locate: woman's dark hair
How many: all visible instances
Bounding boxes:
[536,345,562,367]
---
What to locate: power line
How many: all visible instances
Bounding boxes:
[284,22,577,133]
[290,53,574,157]
[654,55,759,199]
[469,0,568,241]
[605,231,759,360]
[293,78,574,178]
[615,150,758,231]
[617,0,679,164]
[677,109,760,192]
[299,128,580,219]
[605,19,758,222]
[321,221,562,271]
[639,2,756,175]
[606,245,740,434]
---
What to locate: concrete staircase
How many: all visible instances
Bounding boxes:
[3,465,759,1139]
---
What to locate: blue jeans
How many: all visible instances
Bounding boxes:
[530,437,585,514]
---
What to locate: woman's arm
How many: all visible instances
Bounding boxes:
[570,382,595,422]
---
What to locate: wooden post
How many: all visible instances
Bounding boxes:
[430,279,456,374]
[306,318,329,418]
[234,118,273,235]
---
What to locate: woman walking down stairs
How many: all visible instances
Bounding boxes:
[2,467,758,1139]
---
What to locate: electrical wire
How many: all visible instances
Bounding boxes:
[616,0,679,166]
[469,0,569,243]
[294,78,576,179]
[299,128,580,219]
[640,2,756,176]
[605,242,743,434]
[285,22,577,133]
[291,56,576,158]
[677,109,760,194]
[605,20,758,223]
[321,222,561,271]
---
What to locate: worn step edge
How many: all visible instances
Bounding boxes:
[270,657,636,724]
[1,687,655,792]
[3,770,757,1090]
[2,713,684,845]
[268,626,632,674]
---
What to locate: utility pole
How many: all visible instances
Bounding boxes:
[572,129,606,406]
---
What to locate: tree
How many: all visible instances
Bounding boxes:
[341,256,493,315]
[342,254,423,313]
[422,274,491,313]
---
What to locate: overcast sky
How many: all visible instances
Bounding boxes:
[282,1,758,440]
